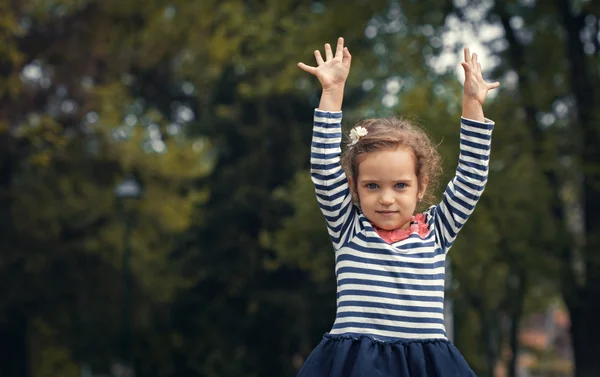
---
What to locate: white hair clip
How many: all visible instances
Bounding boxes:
[349,126,368,146]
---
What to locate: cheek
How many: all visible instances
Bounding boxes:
[398,191,420,206]
[355,188,368,202]
[356,189,376,205]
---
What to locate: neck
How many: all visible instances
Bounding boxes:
[375,217,414,231]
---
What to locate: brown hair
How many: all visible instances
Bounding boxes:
[341,117,443,206]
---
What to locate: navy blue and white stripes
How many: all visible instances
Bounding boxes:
[310,109,494,341]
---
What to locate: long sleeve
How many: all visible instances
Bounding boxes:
[433,116,494,253]
[310,109,357,250]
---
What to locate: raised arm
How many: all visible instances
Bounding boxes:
[299,38,357,249]
[310,110,356,249]
[434,48,500,252]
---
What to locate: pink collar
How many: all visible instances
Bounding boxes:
[373,213,429,244]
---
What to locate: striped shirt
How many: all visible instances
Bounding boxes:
[310,109,494,341]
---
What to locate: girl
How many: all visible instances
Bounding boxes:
[296,37,499,376]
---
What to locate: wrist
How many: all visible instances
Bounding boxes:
[462,98,485,122]
[319,85,345,112]
[322,83,345,94]
[462,96,483,106]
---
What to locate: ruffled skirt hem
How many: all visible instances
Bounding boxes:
[297,333,476,377]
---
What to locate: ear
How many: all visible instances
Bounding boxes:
[418,176,429,201]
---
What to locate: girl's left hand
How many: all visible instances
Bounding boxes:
[461,48,500,105]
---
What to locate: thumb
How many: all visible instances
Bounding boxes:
[460,62,470,73]
[298,62,317,75]
[343,47,352,67]
[488,81,501,90]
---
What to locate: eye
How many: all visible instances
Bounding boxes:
[395,183,407,189]
[366,183,379,190]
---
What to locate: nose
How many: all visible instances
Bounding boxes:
[379,190,395,206]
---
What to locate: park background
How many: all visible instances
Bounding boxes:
[0,0,599,376]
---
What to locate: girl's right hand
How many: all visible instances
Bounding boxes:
[298,37,351,91]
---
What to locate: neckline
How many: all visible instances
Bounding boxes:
[361,213,429,245]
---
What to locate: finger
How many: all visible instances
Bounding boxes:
[325,43,333,61]
[343,47,352,67]
[478,63,482,73]
[464,47,470,63]
[487,81,501,90]
[335,37,344,59]
[314,50,325,66]
[472,53,478,67]
[297,62,317,75]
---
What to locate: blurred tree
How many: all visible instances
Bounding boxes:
[0,1,213,376]
[453,1,600,376]
[0,0,598,376]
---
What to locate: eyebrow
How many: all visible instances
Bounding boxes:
[358,177,414,183]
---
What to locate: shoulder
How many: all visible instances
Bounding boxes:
[422,206,437,221]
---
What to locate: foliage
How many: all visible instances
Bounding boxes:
[1,0,599,376]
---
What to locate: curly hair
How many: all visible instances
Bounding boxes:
[341,117,443,206]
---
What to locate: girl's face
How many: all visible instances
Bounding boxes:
[350,148,427,231]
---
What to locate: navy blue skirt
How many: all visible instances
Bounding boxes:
[297,334,477,377]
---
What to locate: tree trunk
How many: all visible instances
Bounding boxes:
[567,290,600,377]
[507,312,519,377]
[0,98,27,377]
[555,1,600,376]
[479,309,499,377]
[0,315,30,377]
[507,282,525,377]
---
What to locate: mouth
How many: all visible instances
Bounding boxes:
[376,210,398,217]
